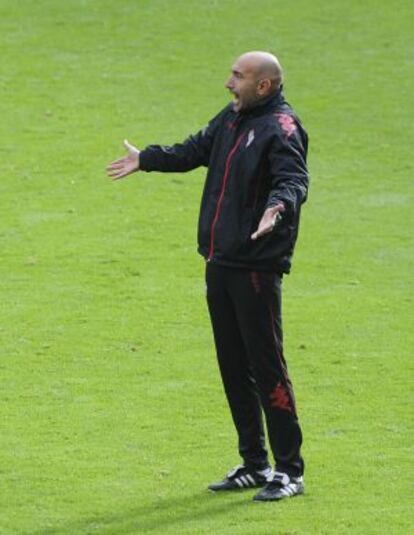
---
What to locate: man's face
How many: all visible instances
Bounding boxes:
[225,58,260,112]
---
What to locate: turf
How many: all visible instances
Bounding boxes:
[0,0,413,533]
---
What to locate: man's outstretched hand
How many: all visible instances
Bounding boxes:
[107,140,140,180]
[251,203,285,240]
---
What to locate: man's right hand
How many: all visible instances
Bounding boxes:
[107,139,140,180]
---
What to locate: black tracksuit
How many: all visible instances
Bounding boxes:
[140,88,309,477]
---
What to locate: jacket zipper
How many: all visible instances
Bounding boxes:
[208,132,245,261]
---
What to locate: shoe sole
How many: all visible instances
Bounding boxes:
[253,487,304,502]
[208,483,265,492]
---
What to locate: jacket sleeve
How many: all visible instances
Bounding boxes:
[266,116,309,216]
[139,107,227,173]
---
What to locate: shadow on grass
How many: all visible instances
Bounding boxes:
[32,490,252,534]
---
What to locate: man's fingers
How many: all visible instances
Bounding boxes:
[107,157,128,168]
[110,170,129,180]
[107,166,128,178]
[251,223,271,240]
[251,210,283,240]
[107,162,125,171]
[107,170,122,179]
[251,223,273,241]
[107,140,140,180]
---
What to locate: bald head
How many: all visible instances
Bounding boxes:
[237,51,283,89]
[225,51,283,112]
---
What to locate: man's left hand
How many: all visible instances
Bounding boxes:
[251,203,285,240]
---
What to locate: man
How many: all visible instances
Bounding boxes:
[107,51,309,502]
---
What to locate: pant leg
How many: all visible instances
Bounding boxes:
[206,263,269,469]
[227,269,304,477]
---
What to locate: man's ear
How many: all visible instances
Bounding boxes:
[257,78,272,96]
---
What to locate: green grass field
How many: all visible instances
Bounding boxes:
[1,0,413,533]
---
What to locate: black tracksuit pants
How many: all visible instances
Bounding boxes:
[206,262,304,477]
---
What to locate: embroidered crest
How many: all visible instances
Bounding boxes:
[270,382,292,412]
[275,113,297,137]
[250,271,261,294]
[246,129,255,147]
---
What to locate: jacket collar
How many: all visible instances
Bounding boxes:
[238,86,285,118]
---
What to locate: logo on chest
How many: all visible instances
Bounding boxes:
[245,129,255,148]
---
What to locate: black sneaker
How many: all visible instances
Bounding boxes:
[208,464,273,491]
[253,471,304,501]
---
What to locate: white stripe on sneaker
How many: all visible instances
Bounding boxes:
[235,478,244,488]
[246,474,256,486]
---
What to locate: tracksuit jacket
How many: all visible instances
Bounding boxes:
[139,88,309,273]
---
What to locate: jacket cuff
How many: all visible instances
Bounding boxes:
[138,149,151,172]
